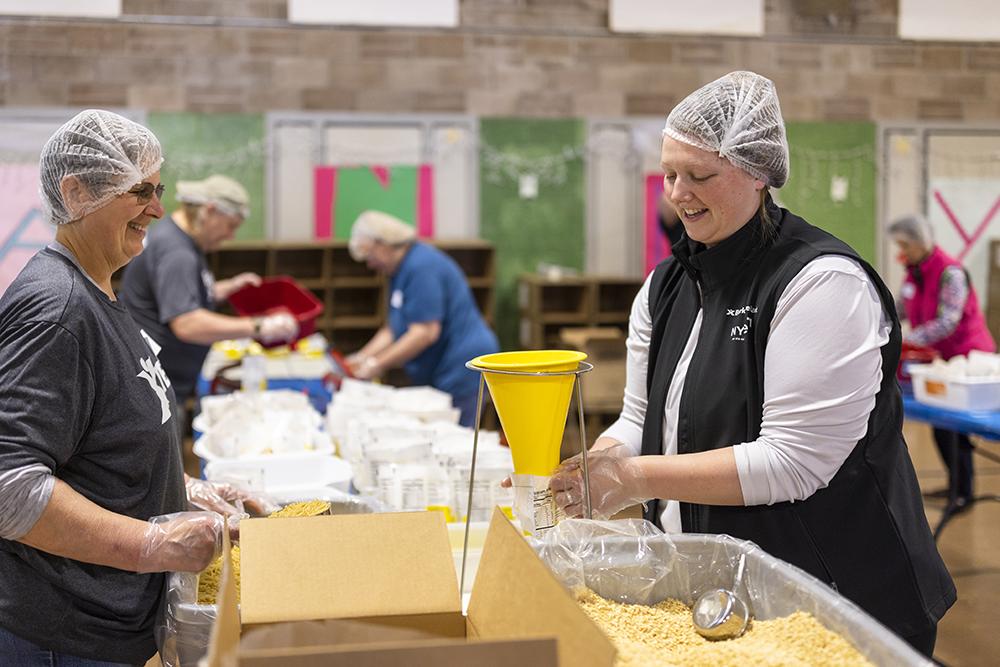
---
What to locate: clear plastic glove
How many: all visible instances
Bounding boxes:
[258,312,299,345]
[500,441,628,490]
[351,356,381,380]
[185,476,279,517]
[137,511,224,573]
[549,445,650,520]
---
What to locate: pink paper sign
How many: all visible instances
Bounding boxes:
[645,173,672,274]
[0,163,53,295]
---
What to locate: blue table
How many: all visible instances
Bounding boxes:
[901,394,1000,539]
[902,394,1000,441]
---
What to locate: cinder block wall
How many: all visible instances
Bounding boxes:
[1,0,999,121]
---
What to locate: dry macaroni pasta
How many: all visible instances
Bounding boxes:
[268,500,331,518]
[576,588,872,667]
[197,546,240,606]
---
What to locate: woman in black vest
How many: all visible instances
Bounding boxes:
[551,71,954,656]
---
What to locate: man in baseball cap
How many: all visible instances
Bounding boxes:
[176,174,251,221]
[120,174,297,441]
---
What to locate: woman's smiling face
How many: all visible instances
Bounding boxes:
[660,136,765,247]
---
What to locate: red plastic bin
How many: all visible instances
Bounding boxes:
[228,276,324,345]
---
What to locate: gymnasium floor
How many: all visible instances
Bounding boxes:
[905,421,1000,667]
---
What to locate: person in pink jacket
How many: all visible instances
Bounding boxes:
[889,213,996,509]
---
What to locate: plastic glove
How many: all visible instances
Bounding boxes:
[185,476,279,517]
[136,511,224,573]
[351,356,381,380]
[258,312,299,345]
[501,440,631,490]
[549,445,650,520]
[214,481,280,517]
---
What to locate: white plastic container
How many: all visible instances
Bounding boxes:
[198,390,317,428]
[910,364,1000,411]
[193,429,333,460]
[203,453,353,495]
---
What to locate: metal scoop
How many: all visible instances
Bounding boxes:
[692,552,752,641]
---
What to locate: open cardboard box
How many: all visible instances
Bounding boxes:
[204,508,616,666]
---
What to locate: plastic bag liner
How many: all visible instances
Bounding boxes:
[156,490,385,667]
[532,518,932,667]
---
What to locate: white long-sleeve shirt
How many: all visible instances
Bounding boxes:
[601,255,891,533]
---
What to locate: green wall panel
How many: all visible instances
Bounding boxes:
[480,118,586,350]
[781,122,877,263]
[147,113,265,240]
[333,166,418,240]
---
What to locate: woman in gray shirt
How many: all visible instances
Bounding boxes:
[0,110,225,666]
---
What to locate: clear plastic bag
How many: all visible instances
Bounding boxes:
[532,518,678,605]
[156,570,215,667]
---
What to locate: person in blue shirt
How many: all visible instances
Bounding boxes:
[346,211,499,426]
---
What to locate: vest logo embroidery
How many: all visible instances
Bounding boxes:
[726,305,757,342]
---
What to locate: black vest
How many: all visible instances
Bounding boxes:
[641,202,955,637]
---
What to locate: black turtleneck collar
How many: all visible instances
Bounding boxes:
[670,198,781,294]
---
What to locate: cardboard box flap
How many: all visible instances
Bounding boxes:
[240,512,460,624]
[239,614,467,651]
[237,637,557,666]
[467,509,616,667]
[206,528,240,667]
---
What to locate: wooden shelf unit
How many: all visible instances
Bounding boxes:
[518,273,643,349]
[206,239,496,354]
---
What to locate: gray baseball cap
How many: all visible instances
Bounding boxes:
[175,174,250,219]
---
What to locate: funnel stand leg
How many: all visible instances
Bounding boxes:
[460,374,485,605]
[575,376,592,520]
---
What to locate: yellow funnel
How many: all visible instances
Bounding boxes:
[471,350,586,476]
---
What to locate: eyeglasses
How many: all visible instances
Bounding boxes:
[127,182,166,204]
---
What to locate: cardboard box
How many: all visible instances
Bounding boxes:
[560,327,626,409]
[205,509,616,666]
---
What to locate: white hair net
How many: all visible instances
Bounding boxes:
[663,71,789,188]
[39,109,164,225]
[349,210,416,261]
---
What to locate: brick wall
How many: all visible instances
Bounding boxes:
[2,0,999,121]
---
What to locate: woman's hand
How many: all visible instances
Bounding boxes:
[185,476,278,517]
[258,312,299,344]
[216,272,262,300]
[549,445,650,519]
[351,355,381,380]
[136,511,224,573]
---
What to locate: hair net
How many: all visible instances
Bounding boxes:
[176,174,250,219]
[39,109,163,225]
[663,71,789,188]
[888,213,934,246]
[349,210,416,261]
